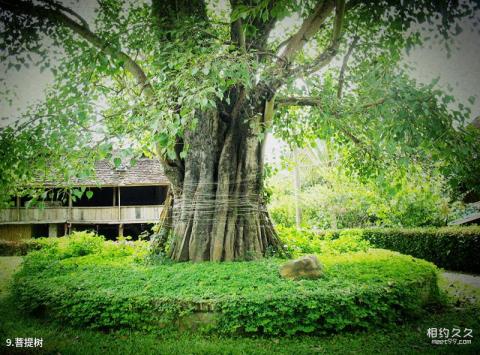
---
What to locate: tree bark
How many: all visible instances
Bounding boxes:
[165,106,281,262]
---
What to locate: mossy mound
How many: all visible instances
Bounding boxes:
[13,237,440,335]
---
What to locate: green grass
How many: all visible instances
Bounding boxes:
[0,256,22,298]
[1,253,479,354]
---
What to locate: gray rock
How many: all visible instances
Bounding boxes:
[279,255,323,280]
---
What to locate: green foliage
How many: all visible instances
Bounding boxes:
[321,230,371,256]
[276,226,322,257]
[13,235,440,335]
[1,0,478,204]
[54,231,104,258]
[1,255,479,354]
[277,226,370,258]
[357,226,480,273]
[1,295,480,354]
[269,150,453,229]
[280,226,480,273]
[0,239,37,256]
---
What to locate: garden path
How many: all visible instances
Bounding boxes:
[443,272,480,288]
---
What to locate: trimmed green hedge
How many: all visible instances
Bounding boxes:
[316,226,480,273]
[12,235,440,335]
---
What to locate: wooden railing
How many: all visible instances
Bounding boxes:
[0,205,163,224]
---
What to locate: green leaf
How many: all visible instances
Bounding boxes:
[156,133,169,148]
[113,157,122,168]
[72,189,83,199]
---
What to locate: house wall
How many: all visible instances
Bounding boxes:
[0,224,33,241]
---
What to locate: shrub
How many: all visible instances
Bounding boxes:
[54,231,104,258]
[277,226,370,257]
[321,230,371,255]
[268,161,451,229]
[0,239,34,256]
[13,236,440,335]
[276,226,322,257]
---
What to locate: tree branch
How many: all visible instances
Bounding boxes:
[231,18,246,52]
[279,0,335,63]
[277,96,386,110]
[290,0,346,77]
[337,35,359,99]
[276,96,322,107]
[332,0,346,42]
[0,0,153,97]
[42,0,91,30]
[0,0,191,184]
[275,93,384,153]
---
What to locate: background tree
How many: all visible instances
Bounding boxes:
[268,142,455,229]
[0,0,478,261]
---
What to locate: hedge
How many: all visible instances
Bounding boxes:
[0,239,43,256]
[316,226,480,273]
[12,234,440,335]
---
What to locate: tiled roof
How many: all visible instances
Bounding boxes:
[83,158,170,186]
[42,158,170,187]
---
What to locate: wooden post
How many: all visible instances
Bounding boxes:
[48,224,58,238]
[118,186,121,221]
[112,187,116,206]
[68,190,72,223]
[118,223,124,238]
[16,196,21,222]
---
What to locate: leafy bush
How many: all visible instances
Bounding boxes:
[13,235,440,335]
[54,231,104,258]
[321,230,371,255]
[0,232,149,258]
[276,226,322,256]
[268,158,454,229]
[277,226,370,257]
[0,239,36,256]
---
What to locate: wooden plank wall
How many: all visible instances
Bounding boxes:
[0,224,33,241]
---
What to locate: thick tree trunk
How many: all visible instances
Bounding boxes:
[147,0,282,262]
[164,108,281,262]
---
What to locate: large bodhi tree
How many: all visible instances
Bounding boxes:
[0,0,478,261]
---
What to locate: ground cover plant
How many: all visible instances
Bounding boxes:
[11,233,441,336]
[1,254,479,354]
